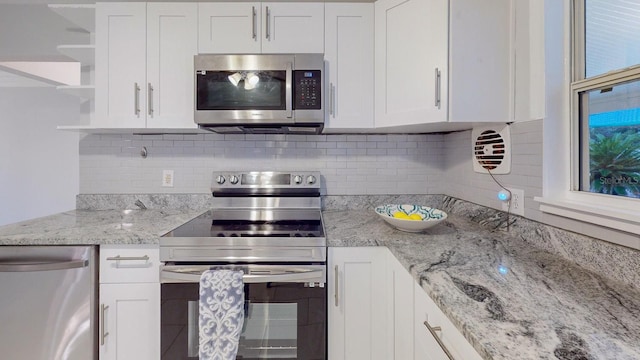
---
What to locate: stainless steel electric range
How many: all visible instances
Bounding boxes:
[160,171,327,360]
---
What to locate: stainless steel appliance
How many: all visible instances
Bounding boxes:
[160,171,326,360]
[194,54,324,134]
[0,246,97,360]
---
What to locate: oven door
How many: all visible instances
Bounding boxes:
[160,264,326,360]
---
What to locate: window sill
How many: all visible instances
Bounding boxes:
[534,196,640,236]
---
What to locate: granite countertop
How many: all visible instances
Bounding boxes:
[323,209,640,360]
[1,206,639,360]
[0,209,204,245]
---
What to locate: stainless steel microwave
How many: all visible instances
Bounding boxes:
[194,54,324,134]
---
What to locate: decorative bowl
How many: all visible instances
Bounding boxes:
[374,204,448,232]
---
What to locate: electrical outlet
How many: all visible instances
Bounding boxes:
[162,170,174,187]
[501,188,524,216]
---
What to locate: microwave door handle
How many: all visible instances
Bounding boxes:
[285,62,293,118]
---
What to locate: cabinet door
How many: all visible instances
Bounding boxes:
[328,247,388,360]
[388,251,415,360]
[198,2,261,54]
[414,282,483,360]
[324,3,374,131]
[448,0,511,122]
[100,283,160,360]
[374,0,448,128]
[261,3,324,53]
[414,282,450,360]
[146,3,198,129]
[95,2,146,128]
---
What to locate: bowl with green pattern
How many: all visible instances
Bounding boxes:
[374,204,447,232]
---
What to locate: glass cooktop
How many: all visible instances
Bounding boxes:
[163,209,325,239]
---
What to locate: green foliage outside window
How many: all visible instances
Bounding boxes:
[589,129,640,198]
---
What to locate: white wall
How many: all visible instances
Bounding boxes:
[0,88,79,226]
[79,133,445,195]
[0,4,89,62]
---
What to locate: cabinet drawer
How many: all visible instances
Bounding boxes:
[100,245,160,284]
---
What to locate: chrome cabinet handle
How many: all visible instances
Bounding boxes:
[0,259,88,272]
[265,6,271,40]
[330,83,336,117]
[100,304,109,346]
[134,82,141,116]
[435,68,442,109]
[285,62,293,118]
[334,265,339,307]
[424,321,455,360]
[251,6,257,40]
[105,255,150,262]
[148,83,154,117]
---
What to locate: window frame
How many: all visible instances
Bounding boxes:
[536,0,640,244]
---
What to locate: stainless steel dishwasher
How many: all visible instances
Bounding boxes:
[0,246,98,360]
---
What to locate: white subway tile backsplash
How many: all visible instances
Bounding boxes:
[80,133,443,195]
[79,123,541,200]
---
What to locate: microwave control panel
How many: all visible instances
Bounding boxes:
[293,70,322,110]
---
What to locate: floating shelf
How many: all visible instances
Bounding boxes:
[56,85,95,100]
[48,4,95,32]
[57,45,95,66]
[49,5,95,101]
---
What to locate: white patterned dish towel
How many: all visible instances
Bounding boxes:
[199,269,245,360]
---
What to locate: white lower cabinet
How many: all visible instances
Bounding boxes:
[328,247,389,360]
[413,280,483,360]
[387,250,415,359]
[329,247,482,360]
[99,283,160,360]
[99,245,160,360]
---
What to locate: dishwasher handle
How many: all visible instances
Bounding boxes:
[0,259,88,272]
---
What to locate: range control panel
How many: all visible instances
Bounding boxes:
[211,171,321,193]
[293,70,322,109]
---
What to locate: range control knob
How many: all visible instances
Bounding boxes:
[293,175,303,184]
[306,175,316,185]
[229,175,239,185]
[215,175,225,185]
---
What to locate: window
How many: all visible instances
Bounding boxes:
[536,0,640,243]
[572,0,640,199]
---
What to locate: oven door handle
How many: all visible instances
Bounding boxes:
[161,266,325,284]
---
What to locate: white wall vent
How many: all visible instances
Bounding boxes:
[472,125,511,174]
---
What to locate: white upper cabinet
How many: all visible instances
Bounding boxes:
[375,0,512,130]
[198,2,324,54]
[146,3,198,129]
[198,3,261,54]
[261,3,324,53]
[323,3,375,132]
[375,0,448,128]
[95,2,197,129]
[95,3,146,128]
